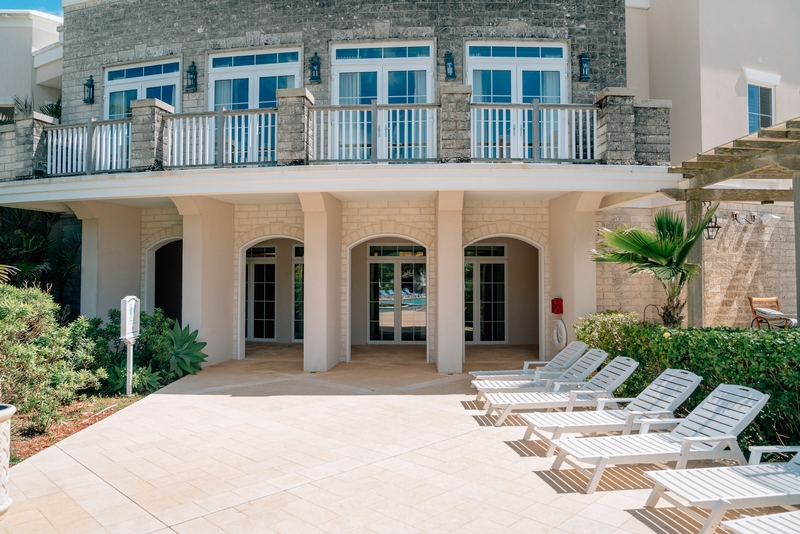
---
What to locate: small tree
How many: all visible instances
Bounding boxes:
[591,205,717,327]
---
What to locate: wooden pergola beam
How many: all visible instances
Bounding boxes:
[678,143,800,190]
[660,188,794,202]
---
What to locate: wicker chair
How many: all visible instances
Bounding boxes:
[748,297,797,329]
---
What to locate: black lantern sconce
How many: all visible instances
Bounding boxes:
[444,51,456,81]
[309,53,321,84]
[83,75,95,105]
[185,61,198,93]
[703,201,722,240]
[579,53,591,82]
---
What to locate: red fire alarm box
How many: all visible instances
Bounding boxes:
[551,298,564,315]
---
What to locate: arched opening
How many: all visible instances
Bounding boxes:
[155,240,183,323]
[348,236,429,363]
[145,238,182,323]
[464,236,541,362]
[240,237,304,357]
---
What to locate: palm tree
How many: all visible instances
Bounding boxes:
[591,204,718,327]
[0,264,18,284]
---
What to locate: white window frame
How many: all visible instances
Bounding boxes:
[292,245,304,343]
[207,48,302,111]
[245,252,278,343]
[463,243,509,345]
[365,244,428,345]
[744,69,779,134]
[104,59,182,119]
[465,41,570,104]
[330,41,436,105]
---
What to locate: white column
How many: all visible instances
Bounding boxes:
[67,201,142,318]
[173,197,234,366]
[299,192,342,372]
[549,192,603,357]
[436,191,464,374]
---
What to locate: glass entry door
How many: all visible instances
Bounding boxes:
[464,246,507,343]
[246,260,276,341]
[368,261,426,343]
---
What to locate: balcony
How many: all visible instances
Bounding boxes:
[0,87,670,182]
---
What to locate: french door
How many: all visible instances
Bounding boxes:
[245,259,276,341]
[464,261,507,343]
[368,261,427,343]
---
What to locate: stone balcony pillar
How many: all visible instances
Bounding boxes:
[595,87,637,165]
[130,98,173,172]
[14,112,56,180]
[633,99,672,166]
[439,85,472,162]
[276,88,314,166]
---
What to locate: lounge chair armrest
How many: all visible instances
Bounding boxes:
[623,410,674,434]
[596,397,635,411]
[678,435,739,462]
[567,390,609,411]
[748,445,800,464]
[550,380,587,392]
[522,361,548,370]
[638,417,684,434]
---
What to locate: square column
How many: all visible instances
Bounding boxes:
[436,191,464,373]
[67,201,142,318]
[174,197,234,366]
[299,192,342,371]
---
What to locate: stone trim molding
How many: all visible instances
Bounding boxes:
[143,226,183,250]
[234,223,304,250]
[463,221,548,247]
[343,221,434,248]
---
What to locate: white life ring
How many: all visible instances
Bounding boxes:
[552,319,567,350]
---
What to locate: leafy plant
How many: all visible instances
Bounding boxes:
[39,97,61,120]
[574,312,800,455]
[105,362,162,394]
[0,264,17,284]
[163,322,208,378]
[591,205,718,326]
[13,95,33,119]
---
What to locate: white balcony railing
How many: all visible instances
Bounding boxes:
[311,102,438,163]
[45,119,131,175]
[164,109,277,167]
[470,101,598,162]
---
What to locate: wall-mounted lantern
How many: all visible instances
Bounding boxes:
[309,53,321,84]
[703,201,721,240]
[444,51,456,81]
[185,61,198,93]
[579,53,591,82]
[83,75,95,104]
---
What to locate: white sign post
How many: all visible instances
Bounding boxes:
[120,296,140,397]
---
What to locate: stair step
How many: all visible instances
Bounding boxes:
[733,138,794,149]
[714,145,768,155]
[682,160,727,170]
[786,120,800,130]
[696,153,751,163]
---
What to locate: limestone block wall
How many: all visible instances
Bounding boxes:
[232,203,305,355]
[140,207,183,298]
[703,203,797,326]
[60,0,628,122]
[341,200,436,360]
[0,126,15,179]
[462,199,551,354]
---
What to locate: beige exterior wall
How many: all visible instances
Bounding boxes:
[629,0,800,163]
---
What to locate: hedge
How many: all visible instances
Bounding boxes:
[574,311,800,451]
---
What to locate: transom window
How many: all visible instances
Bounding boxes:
[466,41,568,104]
[331,42,434,105]
[208,49,301,111]
[104,60,181,119]
[464,245,505,257]
[246,247,277,258]
[748,84,774,133]
[369,245,426,257]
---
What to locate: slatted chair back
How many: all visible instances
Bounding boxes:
[672,384,769,448]
[578,356,639,393]
[542,341,588,373]
[556,348,608,383]
[627,369,702,413]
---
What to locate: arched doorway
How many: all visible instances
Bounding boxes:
[348,236,429,362]
[241,237,304,345]
[145,238,182,323]
[463,236,542,360]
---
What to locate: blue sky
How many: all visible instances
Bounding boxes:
[0,0,63,16]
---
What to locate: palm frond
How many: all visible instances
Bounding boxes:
[653,209,685,242]
[0,264,18,284]
[675,203,718,267]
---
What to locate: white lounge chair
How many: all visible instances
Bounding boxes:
[470,341,588,380]
[724,510,800,534]
[521,368,702,456]
[472,348,607,402]
[644,445,800,534]
[550,384,769,494]
[482,355,637,427]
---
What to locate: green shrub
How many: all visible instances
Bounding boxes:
[574,312,800,451]
[0,285,103,431]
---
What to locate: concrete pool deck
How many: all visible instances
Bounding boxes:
[1,345,770,533]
